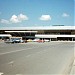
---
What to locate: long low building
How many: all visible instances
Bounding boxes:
[0,26,75,41]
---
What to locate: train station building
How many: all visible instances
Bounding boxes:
[0,25,75,41]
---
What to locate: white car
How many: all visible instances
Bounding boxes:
[44,39,50,42]
[33,39,40,42]
[20,40,24,43]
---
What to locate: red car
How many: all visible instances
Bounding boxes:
[37,40,44,43]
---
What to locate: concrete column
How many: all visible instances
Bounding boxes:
[72,38,73,41]
[50,38,51,41]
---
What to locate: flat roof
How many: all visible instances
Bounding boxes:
[0,26,75,30]
[0,34,11,37]
[35,34,75,38]
[5,31,38,33]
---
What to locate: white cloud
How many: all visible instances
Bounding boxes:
[10,14,28,23]
[0,14,28,24]
[10,15,20,23]
[18,14,28,21]
[40,15,51,21]
[1,19,9,24]
[62,13,70,17]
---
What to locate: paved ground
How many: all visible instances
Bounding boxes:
[0,41,74,75]
[70,43,75,75]
[70,60,75,75]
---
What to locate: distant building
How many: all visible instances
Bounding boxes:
[0,26,75,41]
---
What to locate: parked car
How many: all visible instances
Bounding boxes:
[5,40,14,43]
[5,39,24,43]
[27,39,33,42]
[20,40,24,43]
[33,39,40,42]
[44,39,50,42]
[12,39,20,43]
[37,39,45,43]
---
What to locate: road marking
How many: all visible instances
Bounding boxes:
[8,61,14,65]
[16,74,23,75]
[73,59,75,66]
[7,61,14,67]
[0,72,4,75]
[0,46,41,56]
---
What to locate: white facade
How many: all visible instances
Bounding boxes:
[0,34,11,37]
[35,34,75,38]
[0,26,75,41]
[0,26,75,30]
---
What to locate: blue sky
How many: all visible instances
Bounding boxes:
[0,0,74,27]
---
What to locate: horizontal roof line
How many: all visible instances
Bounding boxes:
[35,34,75,38]
[5,31,38,33]
[0,34,11,37]
[0,26,75,30]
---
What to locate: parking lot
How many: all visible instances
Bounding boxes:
[0,41,74,75]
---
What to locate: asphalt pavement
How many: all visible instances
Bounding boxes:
[0,41,74,75]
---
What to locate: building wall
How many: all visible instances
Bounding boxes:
[0,30,75,41]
